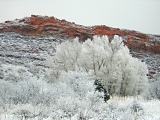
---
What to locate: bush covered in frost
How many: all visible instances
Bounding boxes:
[0,64,105,119]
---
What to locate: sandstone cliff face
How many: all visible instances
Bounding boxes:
[0,15,160,53]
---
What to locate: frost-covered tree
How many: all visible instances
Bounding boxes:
[55,38,82,72]
[53,35,149,96]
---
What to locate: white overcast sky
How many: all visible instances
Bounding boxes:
[0,0,160,34]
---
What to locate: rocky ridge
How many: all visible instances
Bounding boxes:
[0,15,160,54]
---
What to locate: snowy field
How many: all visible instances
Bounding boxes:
[0,64,160,120]
[0,33,160,120]
[0,65,160,120]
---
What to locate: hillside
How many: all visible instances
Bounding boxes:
[0,15,160,54]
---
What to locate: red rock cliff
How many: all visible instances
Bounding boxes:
[0,15,160,53]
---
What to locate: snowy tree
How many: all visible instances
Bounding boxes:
[53,35,149,96]
[55,38,82,72]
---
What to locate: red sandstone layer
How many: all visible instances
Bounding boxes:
[0,15,160,53]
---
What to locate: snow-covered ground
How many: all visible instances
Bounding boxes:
[0,33,160,120]
[0,65,160,120]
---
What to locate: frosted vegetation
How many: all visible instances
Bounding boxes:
[0,35,160,120]
[50,36,149,96]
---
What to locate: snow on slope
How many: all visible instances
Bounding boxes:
[0,33,160,120]
[0,33,159,79]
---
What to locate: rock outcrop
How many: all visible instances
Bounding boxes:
[0,15,160,53]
